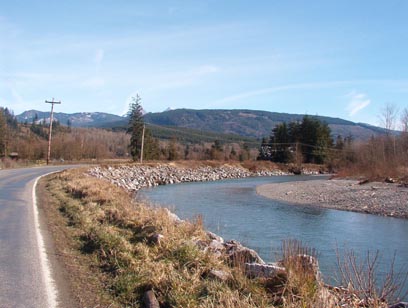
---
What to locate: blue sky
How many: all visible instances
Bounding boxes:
[1,1,407,126]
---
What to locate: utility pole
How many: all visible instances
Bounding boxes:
[45,98,61,165]
[140,124,145,163]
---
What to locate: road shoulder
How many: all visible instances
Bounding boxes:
[37,175,114,308]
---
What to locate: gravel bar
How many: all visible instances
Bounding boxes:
[257,179,408,219]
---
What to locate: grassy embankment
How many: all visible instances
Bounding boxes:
[40,163,405,307]
[40,167,332,308]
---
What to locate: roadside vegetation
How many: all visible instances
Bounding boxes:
[40,167,407,307]
[44,168,272,307]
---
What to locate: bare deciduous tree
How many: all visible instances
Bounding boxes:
[379,103,399,133]
[400,107,408,133]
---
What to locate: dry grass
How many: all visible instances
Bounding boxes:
[277,240,321,308]
[45,168,272,307]
[42,167,402,307]
[336,248,408,307]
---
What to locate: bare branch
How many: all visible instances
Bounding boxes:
[379,103,399,133]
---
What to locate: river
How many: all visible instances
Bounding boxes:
[138,175,408,289]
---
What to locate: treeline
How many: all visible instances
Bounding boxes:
[3,99,408,179]
[0,107,19,156]
[126,96,257,162]
[258,116,333,164]
[0,107,129,161]
[334,104,408,179]
[258,110,408,180]
[335,130,408,180]
[0,106,258,163]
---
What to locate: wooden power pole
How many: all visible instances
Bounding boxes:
[140,124,145,163]
[45,98,61,165]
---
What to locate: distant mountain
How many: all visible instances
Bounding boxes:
[143,109,388,140]
[16,108,390,141]
[16,110,125,127]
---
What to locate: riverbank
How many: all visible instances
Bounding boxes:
[257,179,408,219]
[39,168,330,307]
[87,162,290,192]
[39,166,408,308]
[41,168,401,307]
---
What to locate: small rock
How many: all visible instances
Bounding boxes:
[163,208,182,223]
[148,233,164,245]
[208,269,232,282]
[359,179,369,185]
[207,231,224,243]
[194,240,208,250]
[208,239,225,252]
[143,290,160,308]
[389,302,408,308]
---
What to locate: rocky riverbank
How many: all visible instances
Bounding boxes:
[51,168,404,308]
[257,179,408,219]
[88,163,288,192]
[85,164,407,307]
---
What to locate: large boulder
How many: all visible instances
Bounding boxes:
[244,262,286,279]
[224,240,265,266]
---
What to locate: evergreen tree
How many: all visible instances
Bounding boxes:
[4,108,17,129]
[127,95,145,161]
[143,133,160,160]
[127,94,160,161]
[260,116,333,164]
[0,109,7,156]
[270,122,292,163]
[299,116,332,164]
[257,137,271,160]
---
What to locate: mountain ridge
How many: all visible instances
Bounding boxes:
[17,110,125,127]
[16,108,389,140]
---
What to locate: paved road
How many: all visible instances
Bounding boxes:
[0,166,74,308]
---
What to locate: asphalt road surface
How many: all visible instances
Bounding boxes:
[0,166,75,308]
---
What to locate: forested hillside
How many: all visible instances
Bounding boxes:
[144,109,388,140]
[17,108,391,141]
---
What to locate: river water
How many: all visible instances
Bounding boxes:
[139,175,408,288]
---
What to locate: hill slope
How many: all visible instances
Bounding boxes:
[144,109,386,140]
[17,110,124,127]
[16,108,388,140]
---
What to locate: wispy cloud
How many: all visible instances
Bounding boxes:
[213,79,407,107]
[214,81,351,104]
[0,81,43,113]
[144,64,221,92]
[346,91,371,116]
